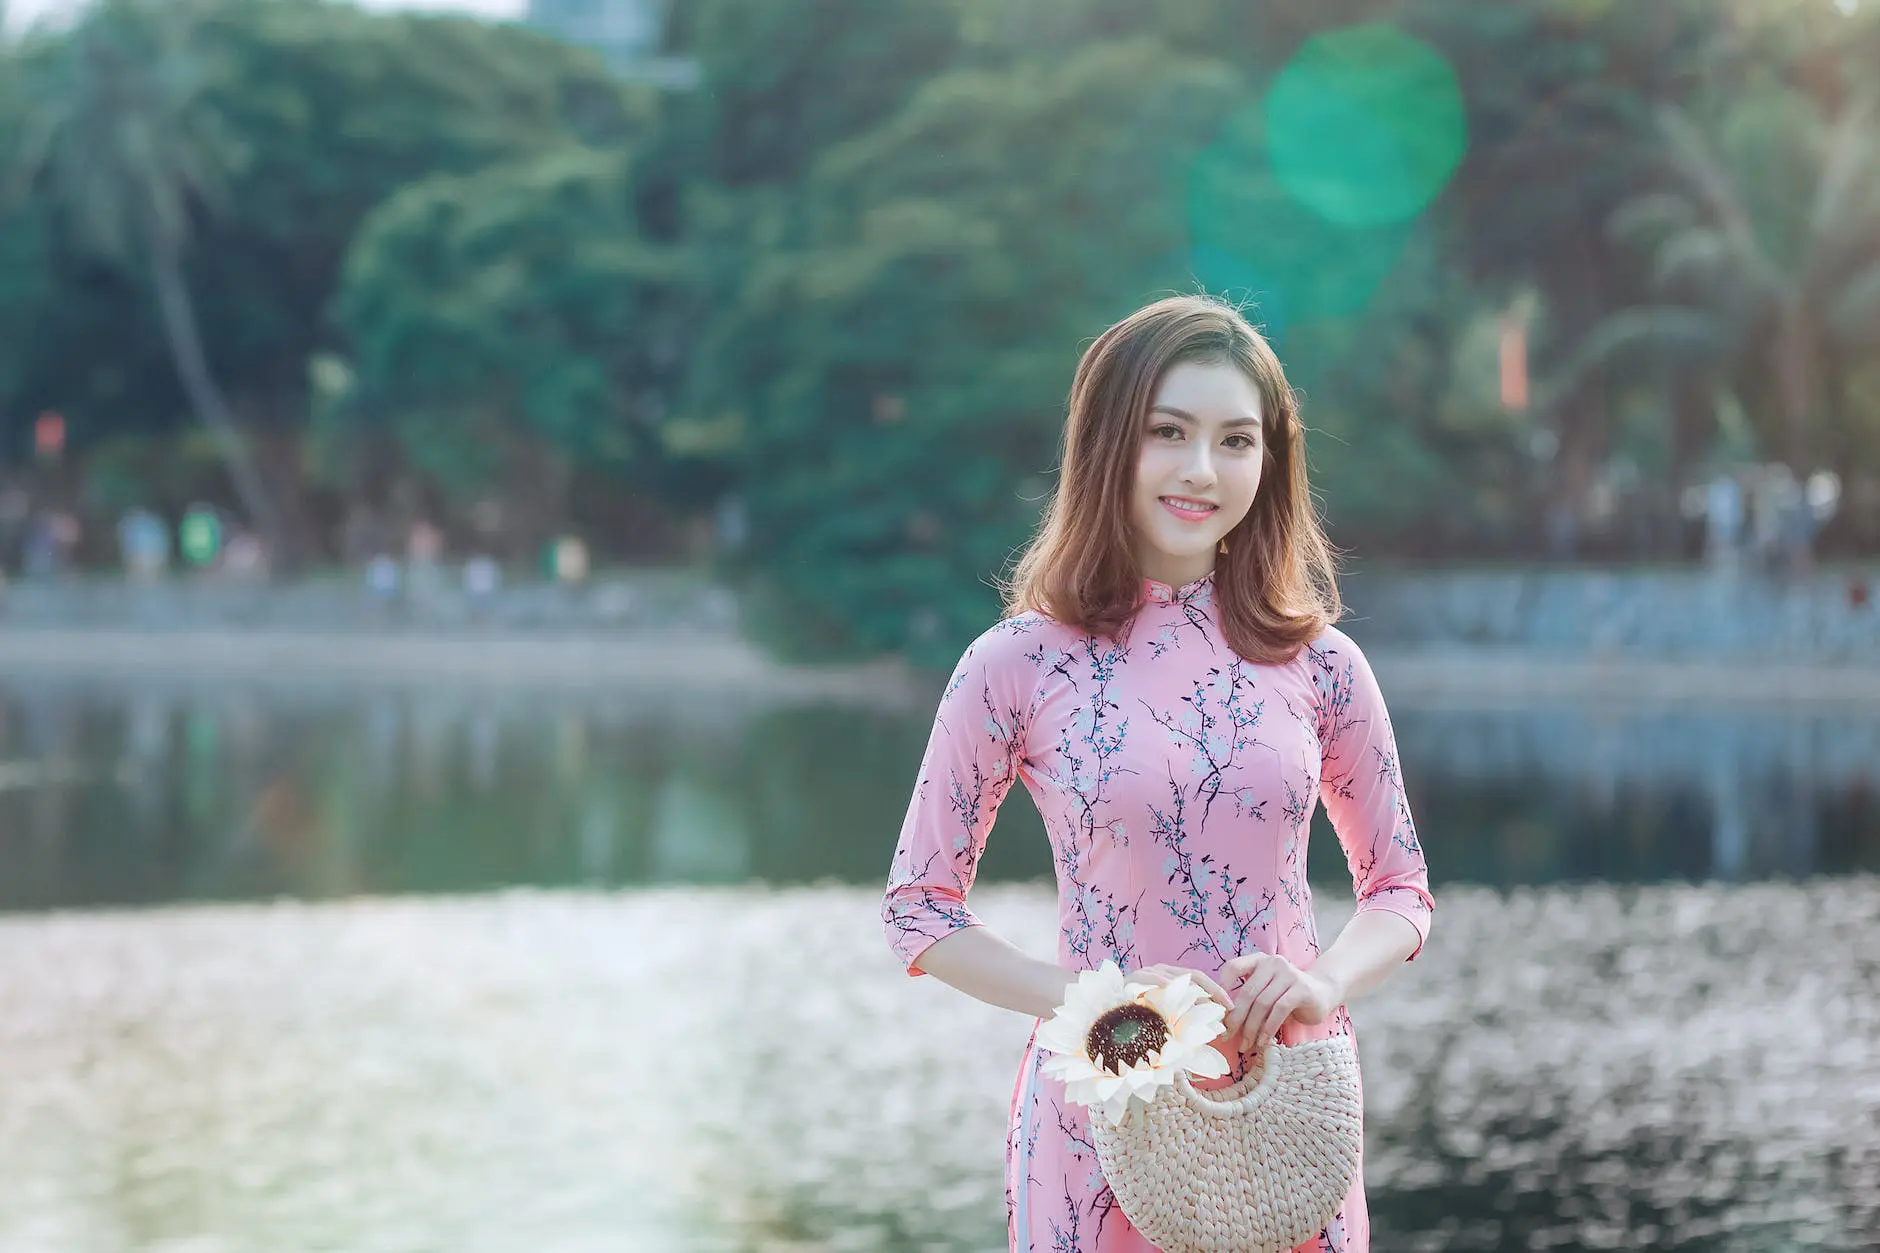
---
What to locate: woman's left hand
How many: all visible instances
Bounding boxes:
[1219,952,1343,1053]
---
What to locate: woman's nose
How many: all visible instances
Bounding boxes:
[1183,445,1217,485]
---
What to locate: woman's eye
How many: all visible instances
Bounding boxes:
[1224,434,1257,450]
[1151,424,1183,440]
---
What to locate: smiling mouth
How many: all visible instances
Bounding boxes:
[1160,497,1218,522]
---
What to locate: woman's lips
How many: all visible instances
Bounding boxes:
[1160,496,1218,523]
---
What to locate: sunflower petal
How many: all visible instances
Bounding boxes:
[1122,978,1162,1002]
[1121,1064,1171,1099]
[1170,1040,1230,1079]
[1100,1086,1138,1126]
[1061,1075,1102,1109]
[1034,1015,1087,1056]
[1043,1053,1108,1086]
[1144,973,1208,1021]
[1051,964,1127,1029]
[1168,1001,1227,1050]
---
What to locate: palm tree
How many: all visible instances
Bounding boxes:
[8,0,286,563]
[1580,89,1880,469]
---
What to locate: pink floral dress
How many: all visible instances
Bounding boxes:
[881,573,1434,1252]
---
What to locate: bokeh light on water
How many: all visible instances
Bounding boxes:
[0,679,1877,1249]
[0,881,1874,1252]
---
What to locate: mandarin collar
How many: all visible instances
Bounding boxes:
[1140,570,1215,606]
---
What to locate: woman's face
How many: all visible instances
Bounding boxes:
[1130,359,1265,587]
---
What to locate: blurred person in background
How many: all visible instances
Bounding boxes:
[116,507,171,580]
[406,518,446,606]
[462,552,501,621]
[22,508,79,579]
[882,295,1433,1252]
[220,530,268,581]
[364,552,401,609]
[1704,470,1745,575]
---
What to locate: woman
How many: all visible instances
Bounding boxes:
[880,294,1434,1252]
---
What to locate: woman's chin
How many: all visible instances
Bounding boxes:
[1144,536,1221,566]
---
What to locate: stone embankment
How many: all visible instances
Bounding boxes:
[1,566,1875,708]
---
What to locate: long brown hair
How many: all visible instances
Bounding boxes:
[1001,294,1341,665]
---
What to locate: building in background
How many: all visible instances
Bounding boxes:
[526,0,697,87]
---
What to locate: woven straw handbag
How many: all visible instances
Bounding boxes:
[1089,1034,1364,1253]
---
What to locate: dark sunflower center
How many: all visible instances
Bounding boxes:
[1086,1003,1169,1075]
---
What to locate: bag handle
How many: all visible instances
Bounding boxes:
[1170,1038,1286,1118]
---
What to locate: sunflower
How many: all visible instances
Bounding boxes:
[1035,961,1230,1126]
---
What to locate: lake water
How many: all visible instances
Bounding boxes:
[1,677,1877,1251]
[2,680,1877,910]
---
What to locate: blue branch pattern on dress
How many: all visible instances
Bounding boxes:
[1053,636,1144,971]
[1049,1103,1121,1250]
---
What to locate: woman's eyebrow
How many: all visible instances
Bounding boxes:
[1150,404,1261,428]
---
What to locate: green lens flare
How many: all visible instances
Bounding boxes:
[1184,22,1460,331]
[1264,22,1467,229]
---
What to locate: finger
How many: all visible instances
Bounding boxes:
[1226,971,1280,1045]
[1240,976,1296,1051]
[1256,988,1306,1046]
[1221,981,1258,1042]
[1238,998,1278,1051]
[1220,952,1265,990]
[1189,972,1234,1010]
[1221,997,1247,1046]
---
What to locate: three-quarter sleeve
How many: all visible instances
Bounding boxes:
[881,621,1037,976]
[1311,629,1435,960]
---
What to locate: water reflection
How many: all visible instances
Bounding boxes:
[1,681,1878,912]
[0,883,1873,1251]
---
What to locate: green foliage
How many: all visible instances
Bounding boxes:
[0,6,196,449]
[0,0,654,445]
[188,0,653,380]
[669,0,961,188]
[332,146,693,498]
[8,0,239,265]
[7,0,294,551]
[1585,86,1880,464]
[5,0,1880,653]
[79,428,230,514]
[1287,233,1514,549]
[699,38,1247,663]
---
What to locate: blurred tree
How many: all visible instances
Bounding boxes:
[666,0,961,190]
[647,0,965,312]
[7,0,287,558]
[1590,89,1880,469]
[331,147,695,555]
[186,0,649,389]
[1414,0,1724,548]
[187,0,655,556]
[1285,234,1530,556]
[5,0,1879,592]
[697,38,1246,662]
[0,36,189,479]
[1,0,654,556]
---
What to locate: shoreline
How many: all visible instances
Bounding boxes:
[0,627,1877,709]
[0,627,915,705]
